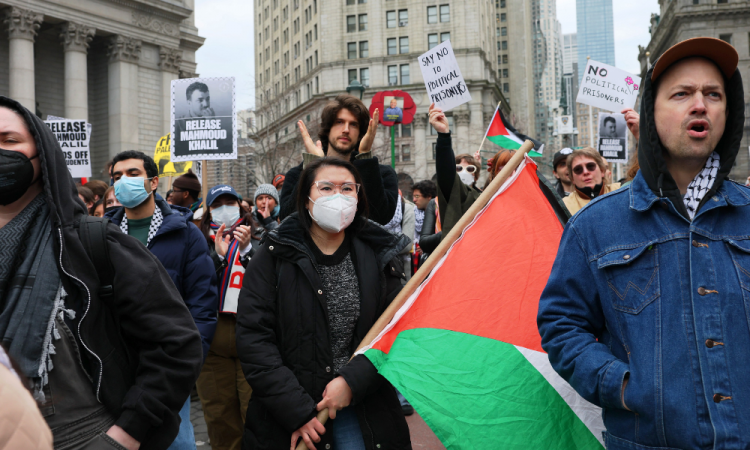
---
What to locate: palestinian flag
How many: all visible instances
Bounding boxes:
[484,106,544,156]
[357,157,604,449]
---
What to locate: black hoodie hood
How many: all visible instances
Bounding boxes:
[638,61,745,219]
[0,96,88,227]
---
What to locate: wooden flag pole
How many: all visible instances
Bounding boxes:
[295,140,534,450]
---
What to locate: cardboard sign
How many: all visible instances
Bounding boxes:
[418,40,472,111]
[44,119,92,178]
[153,134,194,177]
[596,113,628,163]
[576,60,641,112]
[558,115,574,134]
[171,77,237,162]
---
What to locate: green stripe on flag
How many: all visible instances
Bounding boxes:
[487,135,522,149]
[365,328,603,450]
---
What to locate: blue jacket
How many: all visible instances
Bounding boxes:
[107,195,218,360]
[538,172,750,449]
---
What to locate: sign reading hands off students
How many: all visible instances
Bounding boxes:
[576,59,641,112]
[418,40,472,111]
[44,118,92,178]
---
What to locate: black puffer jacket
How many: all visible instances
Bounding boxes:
[236,214,412,450]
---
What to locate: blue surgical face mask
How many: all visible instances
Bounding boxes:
[114,176,152,209]
[272,204,280,218]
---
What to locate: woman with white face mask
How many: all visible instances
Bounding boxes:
[236,158,412,450]
[196,184,254,450]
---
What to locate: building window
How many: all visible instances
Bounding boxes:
[348,69,358,84]
[315,76,319,93]
[502,40,507,50]
[347,15,356,32]
[387,38,397,55]
[359,14,368,31]
[717,0,727,3]
[359,41,369,58]
[347,42,357,59]
[503,83,509,93]
[500,13,506,22]
[388,65,398,85]
[315,50,318,66]
[502,54,508,64]
[440,32,450,42]
[360,68,370,87]
[501,27,507,36]
[503,68,508,78]
[399,9,408,26]
[402,123,412,137]
[428,33,438,49]
[440,5,450,22]
[400,64,410,84]
[400,36,409,53]
[387,10,396,28]
[496,27,500,37]
[358,0,367,3]
[501,0,506,6]
[401,145,411,162]
[427,6,437,24]
[346,0,355,4]
[720,33,732,44]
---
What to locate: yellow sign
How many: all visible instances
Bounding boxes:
[154,134,193,177]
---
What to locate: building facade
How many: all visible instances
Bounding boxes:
[0,0,205,181]
[576,0,614,83]
[254,0,509,194]
[638,0,750,181]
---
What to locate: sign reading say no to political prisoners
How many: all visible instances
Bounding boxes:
[171,77,237,162]
[418,40,472,112]
[44,119,92,178]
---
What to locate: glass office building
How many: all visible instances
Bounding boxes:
[576,0,614,83]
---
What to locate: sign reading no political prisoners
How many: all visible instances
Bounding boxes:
[418,40,472,112]
[171,77,237,162]
[44,119,92,178]
[597,112,628,163]
[576,59,642,112]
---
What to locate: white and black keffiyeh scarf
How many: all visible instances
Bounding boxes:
[119,206,164,246]
[683,151,720,220]
[414,205,425,243]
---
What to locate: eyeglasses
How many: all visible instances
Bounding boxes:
[572,162,599,175]
[313,181,361,196]
[456,165,477,174]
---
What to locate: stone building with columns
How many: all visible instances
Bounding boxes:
[0,0,204,181]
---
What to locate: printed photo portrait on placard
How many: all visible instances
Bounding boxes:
[171,77,237,162]
[383,96,404,124]
[596,113,628,163]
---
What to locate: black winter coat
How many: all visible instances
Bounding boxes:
[236,214,412,450]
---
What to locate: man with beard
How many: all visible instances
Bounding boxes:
[539,38,750,448]
[279,94,399,225]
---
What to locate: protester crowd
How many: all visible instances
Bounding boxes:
[3,36,750,450]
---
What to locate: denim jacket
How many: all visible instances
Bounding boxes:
[538,172,750,450]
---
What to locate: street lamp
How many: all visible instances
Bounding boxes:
[346,79,366,100]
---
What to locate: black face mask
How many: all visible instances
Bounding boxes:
[104,205,120,215]
[577,182,604,200]
[0,148,39,206]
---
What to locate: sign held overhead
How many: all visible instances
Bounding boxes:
[418,40,472,111]
[44,118,92,178]
[576,59,641,112]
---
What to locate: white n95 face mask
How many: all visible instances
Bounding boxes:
[458,170,475,186]
[308,194,358,233]
[212,205,240,226]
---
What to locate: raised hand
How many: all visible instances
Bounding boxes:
[358,108,379,154]
[298,120,325,156]
[214,223,231,257]
[621,108,640,139]
[428,103,450,134]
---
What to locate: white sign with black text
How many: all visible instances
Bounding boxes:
[44,119,92,178]
[576,59,641,112]
[418,40,472,112]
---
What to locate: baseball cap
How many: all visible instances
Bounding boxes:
[553,148,573,169]
[272,174,285,188]
[651,37,739,82]
[206,184,240,206]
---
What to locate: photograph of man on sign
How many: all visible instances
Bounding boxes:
[183,82,215,118]
[383,96,404,123]
[600,116,618,138]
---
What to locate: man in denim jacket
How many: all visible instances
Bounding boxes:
[538,37,750,449]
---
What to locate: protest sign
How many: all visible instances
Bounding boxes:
[153,134,194,177]
[418,40,472,111]
[171,77,237,162]
[44,119,92,178]
[596,113,628,163]
[576,59,641,112]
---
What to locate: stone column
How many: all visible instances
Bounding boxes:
[60,22,95,120]
[107,36,142,158]
[412,113,428,180]
[4,7,43,111]
[159,47,182,135]
[454,110,471,154]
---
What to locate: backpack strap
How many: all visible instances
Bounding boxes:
[78,215,115,302]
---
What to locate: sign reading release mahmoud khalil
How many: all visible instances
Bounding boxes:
[597,112,628,164]
[171,77,237,162]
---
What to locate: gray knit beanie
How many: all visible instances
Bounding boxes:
[254,183,280,204]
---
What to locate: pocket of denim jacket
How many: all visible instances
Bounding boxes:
[597,243,660,314]
[726,239,750,291]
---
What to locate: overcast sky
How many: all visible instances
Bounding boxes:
[556,0,659,74]
[193,0,659,110]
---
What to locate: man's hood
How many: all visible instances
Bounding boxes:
[638,63,745,217]
[0,97,87,227]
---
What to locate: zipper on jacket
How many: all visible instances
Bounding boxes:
[57,229,103,402]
